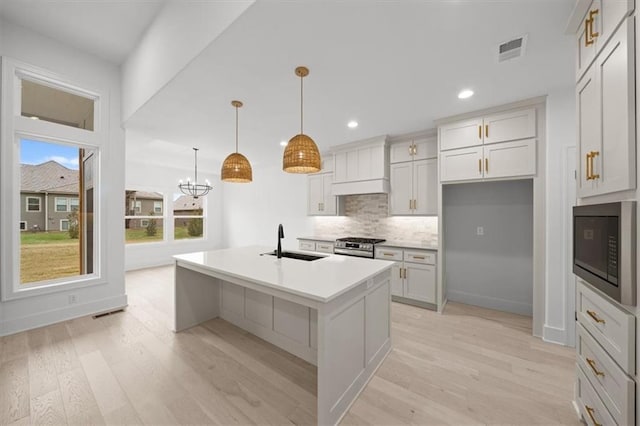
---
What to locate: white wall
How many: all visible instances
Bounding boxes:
[222,164,313,250]
[443,180,534,316]
[121,0,254,121]
[125,156,223,270]
[544,87,577,345]
[0,18,126,336]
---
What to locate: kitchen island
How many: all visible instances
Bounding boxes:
[173,246,393,425]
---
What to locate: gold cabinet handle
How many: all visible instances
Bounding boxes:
[586,152,593,180]
[586,309,605,324]
[590,151,600,180]
[478,158,482,174]
[399,267,402,278]
[413,144,417,156]
[478,125,482,139]
[413,199,417,210]
[586,358,605,377]
[585,405,601,426]
[485,158,489,173]
[585,16,594,46]
[383,252,395,257]
[403,268,407,279]
[412,255,425,260]
[409,199,412,210]
[485,124,489,138]
[409,144,413,155]
[589,9,599,38]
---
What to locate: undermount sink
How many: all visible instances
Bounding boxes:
[263,250,325,261]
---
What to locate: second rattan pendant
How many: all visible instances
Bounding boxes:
[221,100,253,183]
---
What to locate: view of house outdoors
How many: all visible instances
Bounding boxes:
[124,192,204,243]
[20,139,83,284]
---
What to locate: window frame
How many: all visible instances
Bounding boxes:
[60,219,69,231]
[19,221,27,231]
[124,190,166,245]
[1,58,106,301]
[153,201,162,214]
[54,196,69,212]
[26,196,41,212]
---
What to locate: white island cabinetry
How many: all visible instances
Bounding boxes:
[173,246,393,425]
[376,246,436,308]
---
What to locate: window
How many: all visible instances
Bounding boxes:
[55,197,69,212]
[173,194,205,240]
[18,139,96,286]
[26,196,41,212]
[124,190,165,244]
[19,221,27,231]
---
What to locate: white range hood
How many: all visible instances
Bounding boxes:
[330,135,389,196]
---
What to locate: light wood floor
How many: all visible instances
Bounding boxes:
[0,265,580,425]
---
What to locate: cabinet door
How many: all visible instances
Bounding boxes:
[597,17,635,195]
[439,146,483,182]
[334,151,347,182]
[576,1,599,81]
[390,141,414,163]
[321,173,337,215]
[413,158,437,215]
[439,118,483,151]
[412,137,437,161]
[390,162,413,215]
[482,108,536,145]
[307,175,323,215]
[483,139,536,179]
[299,240,316,251]
[576,64,600,197]
[390,262,403,297]
[600,0,634,53]
[404,263,436,304]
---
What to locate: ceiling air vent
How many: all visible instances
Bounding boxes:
[498,35,527,62]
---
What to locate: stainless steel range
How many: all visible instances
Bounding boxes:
[334,237,386,258]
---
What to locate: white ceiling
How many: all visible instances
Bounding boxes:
[0,0,165,63]
[125,0,576,173]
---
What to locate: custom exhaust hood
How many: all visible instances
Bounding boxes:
[330,135,390,196]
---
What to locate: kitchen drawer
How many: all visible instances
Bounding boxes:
[577,282,635,375]
[375,247,403,261]
[403,250,436,265]
[576,365,618,426]
[577,323,635,426]
[315,242,334,254]
[299,240,316,251]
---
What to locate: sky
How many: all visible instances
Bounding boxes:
[20,138,80,170]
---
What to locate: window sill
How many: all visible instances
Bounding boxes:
[1,274,106,302]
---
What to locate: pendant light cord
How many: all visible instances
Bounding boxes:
[300,74,304,135]
[193,148,198,184]
[235,105,239,153]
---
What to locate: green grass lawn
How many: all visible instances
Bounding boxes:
[21,231,75,245]
[125,227,164,243]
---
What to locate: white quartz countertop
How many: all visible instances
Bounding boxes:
[297,236,339,242]
[376,240,439,251]
[174,246,394,303]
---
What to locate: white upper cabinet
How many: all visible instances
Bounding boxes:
[576,0,635,82]
[308,153,341,216]
[331,136,389,195]
[439,118,483,151]
[482,109,535,145]
[576,16,635,197]
[389,136,437,216]
[438,107,537,183]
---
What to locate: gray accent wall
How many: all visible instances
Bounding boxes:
[443,179,533,316]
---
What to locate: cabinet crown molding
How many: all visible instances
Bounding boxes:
[330,135,388,152]
[433,96,546,127]
[388,129,437,144]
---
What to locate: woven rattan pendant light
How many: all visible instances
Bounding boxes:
[221,100,252,183]
[283,66,321,173]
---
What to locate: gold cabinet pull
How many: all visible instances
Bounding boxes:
[585,16,595,46]
[585,405,601,426]
[403,268,407,279]
[478,159,482,174]
[589,9,599,39]
[399,268,402,278]
[586,152,593,180]
[485,158,489,173]
[409,144,413,155]
[589,151,600,180]
[409,199,412,210]
[413,199,417,209]
[412,255,425,260]
[586,309,605,324]
[478,125,482,139]
[586,358,605,377]
[383,252,395,257]
[485,124,489,138]
[413,144,417,156]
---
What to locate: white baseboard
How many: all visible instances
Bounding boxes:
[447,289,532,316]
[543,324,569,346]
[0,294,128,337]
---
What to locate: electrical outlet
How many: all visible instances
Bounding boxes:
[476,226,484,236]
[68,294,78,304]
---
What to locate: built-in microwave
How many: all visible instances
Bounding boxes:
[573,201,636,306]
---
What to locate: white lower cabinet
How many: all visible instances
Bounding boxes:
[575,281,636,426]
[376,247,436,307]
[298,239,334,254]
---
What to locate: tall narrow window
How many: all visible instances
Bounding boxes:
[19,139,96,285]
[124,190,164,244]
[173,194,205,240]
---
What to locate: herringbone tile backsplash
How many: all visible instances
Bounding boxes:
[314,194,438,245]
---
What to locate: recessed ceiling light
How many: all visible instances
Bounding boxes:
[30,116,39,120]
[458,89,474,99]
[280,140,288,147]
[347,120,358,129]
